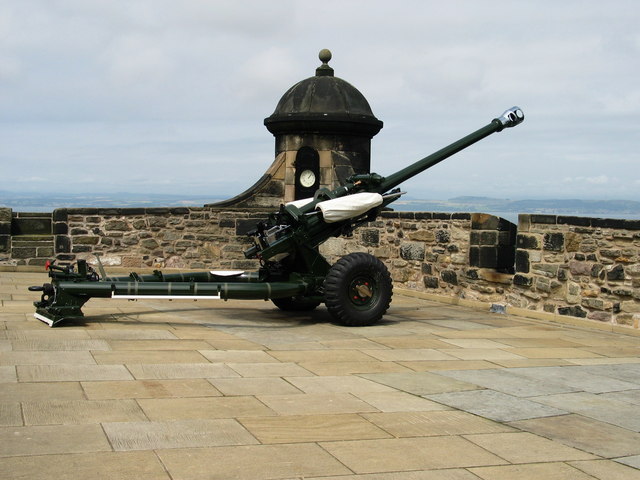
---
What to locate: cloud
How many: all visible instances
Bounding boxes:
[563,175,613,185]
[1,0,640,201]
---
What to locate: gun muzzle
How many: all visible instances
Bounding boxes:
[495,107,524,129]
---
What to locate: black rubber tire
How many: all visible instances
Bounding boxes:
[324,252,392,326]
[272,296,322,311]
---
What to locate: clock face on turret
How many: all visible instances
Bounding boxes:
[294,147,320,200]
[299,169,316,188]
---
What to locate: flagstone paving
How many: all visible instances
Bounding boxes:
[1,270,640,479]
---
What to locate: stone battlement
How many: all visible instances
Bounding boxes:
[2,205,638,330]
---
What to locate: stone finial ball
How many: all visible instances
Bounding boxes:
[319,49,332,64]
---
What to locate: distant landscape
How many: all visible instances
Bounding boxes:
[395,196,640,223]
[396,196,640,215]
[1,191,639,223]
[0,191,226,212]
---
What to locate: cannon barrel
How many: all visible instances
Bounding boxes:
[376,106,524,194]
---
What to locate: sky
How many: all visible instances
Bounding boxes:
[1,0,640,202]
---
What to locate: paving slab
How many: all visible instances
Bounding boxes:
[433,328,519,339]
[359,371,480,395]
[583,346,640,357]
[208,376,302,396]
[570,460,640,480]
[137,396,276,420]
[353,391,451,412]
[435,368,579,397]
[0,402,22,426]
[511,414,640,458]
[320,436,506,473]
[198,349,279,363]
[615,456,640,469]
[0,424,111,456]
[491,337,587,348]
[361,348,459,361]
[397,360,497,371]
[439,339,513,349]
[10,339,111,351]
[362,410,514,437]
[126,362,239,379]
[17,364,133,382]
[320,338,393,349]
[217,323,357,346]
[561,332,639,346]
[489,358,573,368]
[0,365,16,382]
[371,335,470,349]
[0,451,171,480]
[505,347,604,359]
[300,360,412,375]
[92,350,209,364]
[203,338,266,349]
[226,361,314,377]
[268,348,379,363]
[1,381,85,401]
[0,350,96,365]
[532,391,640,431]
[22,399,147,425]
[86,329,178,340]
[285,374,396,394]
[107,339,211,350]
[4,329,91,340]
[103,418,258,450]
[427,389,567,422]
[438,348,526,361]
[258,392,378,415]
[578,363,640,384]
[506,365,640,393]
[157,443,351,479]
[239,413,391,443]
[599,389,640,405]
[463,431,597,463]
[469,462,596,480]
[82,378,222,399]
[316,471,484,480]
[425,319,493,331]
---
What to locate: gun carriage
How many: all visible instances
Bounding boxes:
[30,107,524,327]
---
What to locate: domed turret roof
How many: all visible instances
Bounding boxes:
[264,49,383,136]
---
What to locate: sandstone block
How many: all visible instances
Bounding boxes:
[105,220,129,231]
[408,230,435,242]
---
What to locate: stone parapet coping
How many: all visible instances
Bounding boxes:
[396,287,640,337]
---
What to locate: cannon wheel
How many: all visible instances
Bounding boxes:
[272,296,321,311]
[324,252,392,326]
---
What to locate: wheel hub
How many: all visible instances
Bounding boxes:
[350,277,374,305]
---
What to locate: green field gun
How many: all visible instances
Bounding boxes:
[30,107,524,327]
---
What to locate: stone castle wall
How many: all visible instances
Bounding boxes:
[2,205,639,330]
[52,207,265,271]
[510,214,640,327]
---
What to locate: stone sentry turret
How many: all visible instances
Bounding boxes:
[208,49,383,207]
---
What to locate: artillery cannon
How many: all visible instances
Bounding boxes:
[30,107,524,327]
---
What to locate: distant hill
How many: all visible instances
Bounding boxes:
[396,196,640,216]
[0,191,226,212]
[452,196,640,214]
[1,191,639,218]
